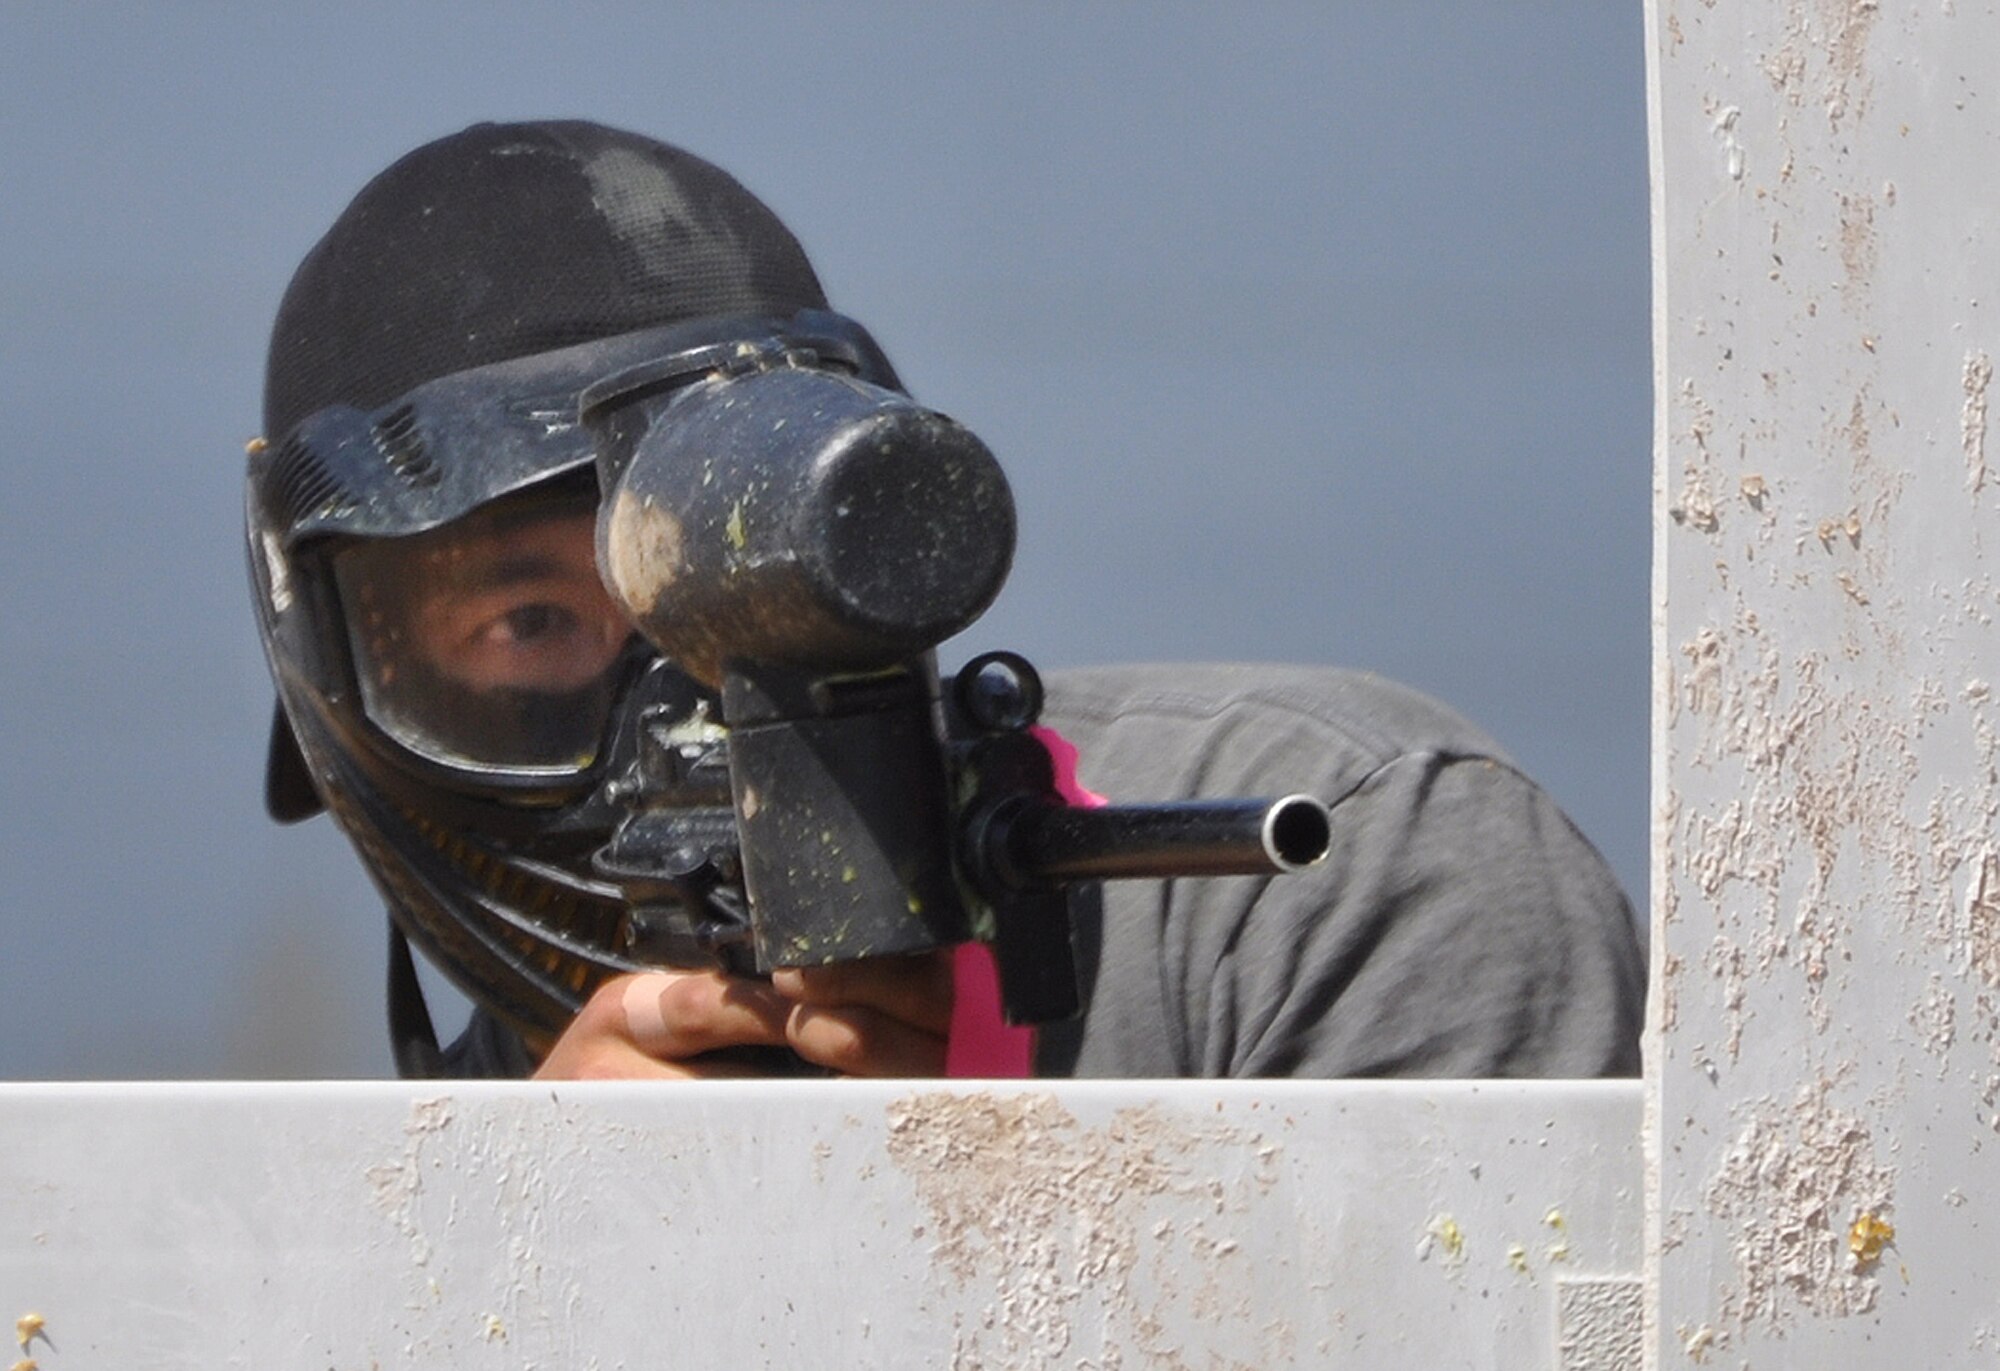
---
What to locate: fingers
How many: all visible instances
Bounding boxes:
[532,970,791,1080]
[770,950,954,1078]
[531,951,958,1081]
[619,971,792,1058]
[786,1002,948,1077]
[770,950,956,1036]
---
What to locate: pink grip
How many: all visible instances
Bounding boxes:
[945,727,1104,1078]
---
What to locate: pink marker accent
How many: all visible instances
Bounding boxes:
[945,726,1104,1078]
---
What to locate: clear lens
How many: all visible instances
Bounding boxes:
[333,493,635,772]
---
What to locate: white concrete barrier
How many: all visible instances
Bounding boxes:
[1648,0,2000,1364]
[0,1081,1639,1368]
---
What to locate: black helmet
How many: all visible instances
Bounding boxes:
[247,122,912,1069]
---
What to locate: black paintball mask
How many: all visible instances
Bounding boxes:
[249,302,1025,1059]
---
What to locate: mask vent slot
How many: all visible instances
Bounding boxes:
[373,405,441,488]
[271,435,351,526]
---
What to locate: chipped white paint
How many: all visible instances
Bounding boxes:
[1964,350,1992,493]
[1649,0,2000,1363]
[0,1081,1639,1368]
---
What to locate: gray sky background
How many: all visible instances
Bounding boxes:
[0,4,1650,1078]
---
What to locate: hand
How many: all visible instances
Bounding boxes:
[770,949,954,1077]
[532,950,953,1080]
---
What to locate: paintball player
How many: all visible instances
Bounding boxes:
[248,120,1644,1081]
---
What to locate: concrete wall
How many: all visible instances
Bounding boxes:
[1647,0,2000,1364]
[0,1081,1640,1368]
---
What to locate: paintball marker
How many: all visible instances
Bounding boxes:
[579,316,1332,1024]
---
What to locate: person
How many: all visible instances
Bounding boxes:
[248,119,1644,1081]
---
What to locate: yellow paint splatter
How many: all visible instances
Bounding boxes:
[1543,1206,1572,1262]
[1424,1213,1465,1263]
[1506,1242,1531,1276]
[11,1358,37,1371]
[1849,1211,1895,1267]
[12,1315,41,1351]
[726,500,747,550]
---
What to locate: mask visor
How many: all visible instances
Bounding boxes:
[332,490,636,773]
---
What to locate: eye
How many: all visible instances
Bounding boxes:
[489,603,578,645]
[452,592,630,692]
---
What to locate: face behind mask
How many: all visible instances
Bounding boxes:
[332,492,637,774]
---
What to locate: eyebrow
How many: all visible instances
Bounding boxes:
[455,552,588,592]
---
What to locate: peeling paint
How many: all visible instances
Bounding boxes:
[1678,1321,1724,1361]
[1711,104,1746,180]
[1671,381,1723,533]
[364,1096,455,1268]
[1703,1079,1896,1329]
[1678,628,1726,721]
[355,1095,623,1363]
[1963,350,1991,493]
[1837,193,1877,313]
[1908,971,1957,1071]
[882,1090,1284,1369]
[1766,0,1881,130]
[1658,951,1685,1033]
[1965,849,2000,987]
[1671,593,1937,1035]
[1702,934,1751,1061]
